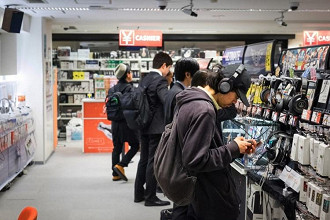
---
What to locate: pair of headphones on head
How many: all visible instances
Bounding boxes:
[218,64,245,94]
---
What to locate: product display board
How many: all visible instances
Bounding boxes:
[222,46,245,66]
[243,41,274,76]
[280,45,329,74]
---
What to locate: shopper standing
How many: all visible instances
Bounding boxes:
[174,64,257,220]
[111,63,140,181]
[164,57,200,125]
[134,52,173,206]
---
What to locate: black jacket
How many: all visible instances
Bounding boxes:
[140,71,168,135]
[176,87,241,220]
[164,82,185,125]
[110,81,139,144]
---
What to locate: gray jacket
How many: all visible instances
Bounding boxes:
[176,87,241,220]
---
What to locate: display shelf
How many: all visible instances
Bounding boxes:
[59,103,82,106]
[60,69,100,71]
[58,117,74,120]
[58,79,93,82]
[58,91,93,94]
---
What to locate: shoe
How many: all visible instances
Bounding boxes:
[156,185,163,193]
[134,196,145,203]
[113,164,128,181]
[145,197,170,207]
[112,176,121,181]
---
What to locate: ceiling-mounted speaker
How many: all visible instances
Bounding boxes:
[1,8,24,33]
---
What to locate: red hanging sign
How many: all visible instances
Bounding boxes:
[304,31,330,46]
[119,30,163,47]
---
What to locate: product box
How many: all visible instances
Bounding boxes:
[57,46,71,58]
[78,49,90,59]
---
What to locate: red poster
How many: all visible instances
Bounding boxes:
[119,30,163,47]
[304,31,330,46]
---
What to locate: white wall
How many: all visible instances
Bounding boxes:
[0,34,18,75]
[16,17,48,163]
[288,32,303,48]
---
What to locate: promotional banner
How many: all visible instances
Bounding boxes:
[243,41,274,76]
[280,45,329,72]
[304,31,330,46]
[119,30,163,47]
[222,46,245,66]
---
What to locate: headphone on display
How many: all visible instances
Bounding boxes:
[265,131,292,165]
[269,80,282,109]
[259,79,271,104]
[288,77,309,115]
[218,64,245,94]
[275,80,296,112]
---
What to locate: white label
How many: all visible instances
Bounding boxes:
[318,80,330,104]
[279,165,303,192]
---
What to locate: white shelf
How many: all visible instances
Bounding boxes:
[59,103,82,106]
[58,79,93,82]
[58,91,93,94]
[58,117,74,120]
[60,69,99,71]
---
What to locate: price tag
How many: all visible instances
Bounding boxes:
[322,113,330,127]
[311,111,322,124]
[279,112,287,124]
[301,109,311,121]
[279,165,303,193]
[272,111,279,122]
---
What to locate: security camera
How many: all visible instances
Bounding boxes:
[63,27,69,31]
[182,9,198,17]
[289,2,299,11]
[156,0,167,10]
[276,20,287,27]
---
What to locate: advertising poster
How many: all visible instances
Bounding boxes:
[243,42,274,76]
[222,46,245,66]
[280,45,329,73]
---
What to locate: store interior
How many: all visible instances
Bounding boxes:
[0,0,330,220]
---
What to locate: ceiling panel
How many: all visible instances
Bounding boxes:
[0,0,329,34]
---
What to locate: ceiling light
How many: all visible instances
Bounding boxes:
[181,0,198,17]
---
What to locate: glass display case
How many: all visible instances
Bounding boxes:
[222,116,279,169]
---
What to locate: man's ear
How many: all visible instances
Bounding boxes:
[185,72,191,78]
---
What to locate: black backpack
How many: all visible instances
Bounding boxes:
[154,112,197,206]
[105,85,128,121]
[121,85,152,130]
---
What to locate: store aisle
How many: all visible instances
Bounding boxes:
[0,142,171,220]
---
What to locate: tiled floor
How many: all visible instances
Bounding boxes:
[0,141,171,220]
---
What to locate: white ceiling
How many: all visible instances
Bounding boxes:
[0,0,329,34]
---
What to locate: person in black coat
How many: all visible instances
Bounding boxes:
[164,57,200,125]
[111,63,139,181]
[134,52,173,207]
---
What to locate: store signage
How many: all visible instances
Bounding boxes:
[303,31,330,46]
[119,30,163,47]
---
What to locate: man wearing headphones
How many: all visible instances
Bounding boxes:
[174,64,257,220]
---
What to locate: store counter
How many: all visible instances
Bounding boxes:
[82,99,114,153]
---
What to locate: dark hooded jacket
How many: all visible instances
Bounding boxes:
[175,87,241,220]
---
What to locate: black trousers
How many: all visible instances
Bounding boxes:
[111,121,139,177]
[172,204,197,220]
[134,133,161,201]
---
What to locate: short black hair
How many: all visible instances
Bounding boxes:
[152,52,173,69]
[206,70,225,93]
[191,70,210,87]
[174,58,200,81]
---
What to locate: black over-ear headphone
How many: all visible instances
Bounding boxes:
[218,64,245,94]
[276,79,296,112]
[265,131,292,165]
[260,79,271,104]
[288,77,309,115]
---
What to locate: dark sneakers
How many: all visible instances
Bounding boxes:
[113,164,128,181]
[145,196,171,207]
